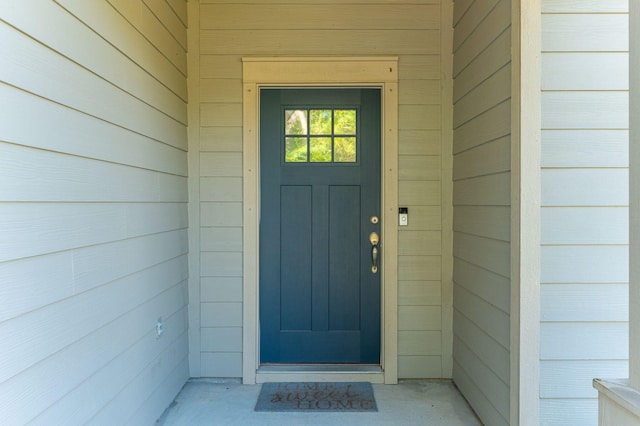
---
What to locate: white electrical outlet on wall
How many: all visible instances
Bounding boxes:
[156,317,164,338]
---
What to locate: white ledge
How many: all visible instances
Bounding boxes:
[594,378,640,419]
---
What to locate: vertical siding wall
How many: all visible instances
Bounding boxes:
[540,1,629,424]
[451,0,512,425]
[0,1,189,424]
[194,0,448,378]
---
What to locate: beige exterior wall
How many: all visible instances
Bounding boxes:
[4,1,632,422]
[0,1,189,423]
[540,1,629,424]
[190,0,451,379]
[451,0,512,425]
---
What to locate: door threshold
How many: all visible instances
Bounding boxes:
[260,364,382,373]
[255,364,385,384]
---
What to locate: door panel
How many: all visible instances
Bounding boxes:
[328,185,361,331]
[280,185,312,331]
[259,88,381,364]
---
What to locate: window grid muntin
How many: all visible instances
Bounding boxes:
[284,107,357,163]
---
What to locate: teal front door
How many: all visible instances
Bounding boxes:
[259,88,381,364]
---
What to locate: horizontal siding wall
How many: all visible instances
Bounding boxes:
[0,1,189,424]
[451,0,512,425]
[540,1,630,425]
[196,0,447,378]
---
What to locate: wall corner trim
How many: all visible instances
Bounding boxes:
[510,0,542,424]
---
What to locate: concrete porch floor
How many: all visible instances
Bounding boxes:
[156,379,482,425]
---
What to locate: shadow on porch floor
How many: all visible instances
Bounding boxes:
[156,379,482,425]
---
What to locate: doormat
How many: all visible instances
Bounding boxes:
[255,382,377,412]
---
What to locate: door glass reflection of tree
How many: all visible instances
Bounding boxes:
[284,108,357,163]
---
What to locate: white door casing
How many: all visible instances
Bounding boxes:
[241,57,399,384]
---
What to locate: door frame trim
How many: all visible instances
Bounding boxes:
[242,57,399,384]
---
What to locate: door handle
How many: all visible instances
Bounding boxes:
[369,232,380,274]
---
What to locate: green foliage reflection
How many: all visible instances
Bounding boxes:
[285,110,307,135]
[310,110,332,135]
[310,137,332,162]
[285,137,307,162]
[334,137,356,162]
[334,110,356,134]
